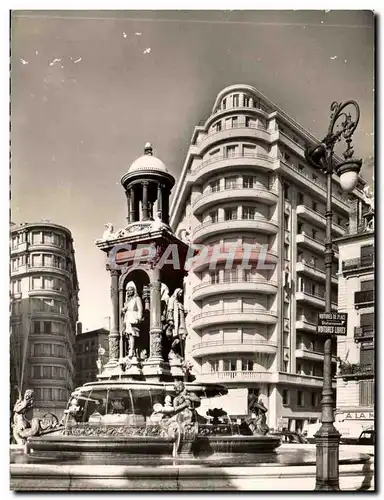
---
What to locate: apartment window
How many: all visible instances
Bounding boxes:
[224,359,236,371]
[214,121,222,133]
[359,381,374,406]
[224,208,237,221]
[284,215,289,230]
[243,269,254,282]
[222,98,226,110]
[210,180,220,192]
[226,145,237,157]
[312,201,317,211]
[241,359,254,371]
[243,207,255,220]
[282,390,289,405]
[244,96,250,107]
[243,176,255,189]
[361,313,374,327]
[284,183,289,198]
[297,192,304,205]
[11,280,21,294]
[232,116,238,128]
[297,390,304,407]
[31,232,41,245]
[311,284,316,296]
[361,245,374,259]
[225,176,237,189]
[43,321,52,334]
[32,321,41,334]
[209,211,218,223]
[360,345,374,367]
[224,268,238,282]
[312,229,318,240]
[233,94,239,107]
[282,361,289,373]
[311,393,318,407]
[361,280,374,291]
[209,271,220,284]
[297,223,303,234]
[297,363,303,374]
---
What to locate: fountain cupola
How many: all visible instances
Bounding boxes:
[121,143,175,225]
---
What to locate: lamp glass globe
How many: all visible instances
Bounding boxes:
[339,170,359,192]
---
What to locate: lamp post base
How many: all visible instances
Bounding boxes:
[314,422,341,491]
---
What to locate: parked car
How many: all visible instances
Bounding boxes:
[340,429,375,445]
[270,430,309,444]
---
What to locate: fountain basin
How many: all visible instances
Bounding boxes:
[25,433,281,457]
[10,445,374,491]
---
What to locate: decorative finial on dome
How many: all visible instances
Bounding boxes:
[144,142,153,156]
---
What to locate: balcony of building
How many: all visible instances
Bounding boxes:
[196,370,275,384]
[192,184,278,215]
[296,291,338,310]
[295,316,317,333]
[191,277,278,301]
[189,154,276,182]
[191,339,278,358]
[337,362,374,381]
[354,325,374,343]
[354,290,374,309]
[296,261,338,285]
[342,256,374,274]
[296,233,339,258]
[295,344,337,363]
[296,205,346,237]
[192,216,279,243]
[195,124,272,154]
[191,308,278,330]
[190,246,278,273]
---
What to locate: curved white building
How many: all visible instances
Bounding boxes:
[171,84,367,431]
[10,222,79,419]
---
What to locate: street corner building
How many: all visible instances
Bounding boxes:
[335,208,374,434]
[170,84,371,431]
[10,222,80,420]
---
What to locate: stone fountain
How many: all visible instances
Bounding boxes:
[10,144,373,491]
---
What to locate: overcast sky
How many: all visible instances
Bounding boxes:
[11,10,374,331]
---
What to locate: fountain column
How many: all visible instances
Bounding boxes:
[108,269,120,365]
[142,266,170,379]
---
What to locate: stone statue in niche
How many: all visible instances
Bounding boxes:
[121,281,143,359]
[166,288,187,361]
[160,283,170,330]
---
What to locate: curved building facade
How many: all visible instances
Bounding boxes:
[10,222,79,419]
[171,84,367,431]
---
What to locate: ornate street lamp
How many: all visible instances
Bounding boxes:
[305,101,362,491]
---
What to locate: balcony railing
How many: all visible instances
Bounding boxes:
[297,204,347,233]
[192,339,277,351]
[354,325,374,342]
[354,290,374,307]
[193,184,278,205]
[192,153,274,173]
[193,277,278,292]
[194,216,278,233]
[280,160,351,206]
[337,362,374,380]
[192,308,277,322]
[342,256,374,272]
